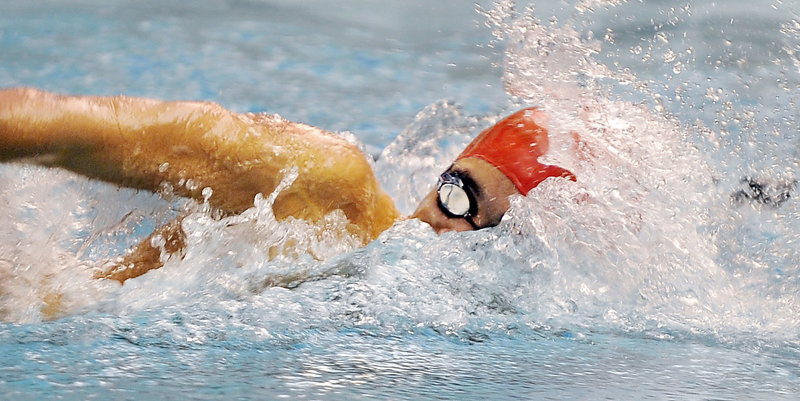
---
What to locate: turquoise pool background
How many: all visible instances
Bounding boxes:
[2,0,800,399]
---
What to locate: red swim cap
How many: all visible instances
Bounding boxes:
[457,107,576,194]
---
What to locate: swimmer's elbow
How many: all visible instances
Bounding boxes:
[330,146,399,239]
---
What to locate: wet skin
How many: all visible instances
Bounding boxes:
[0,87,525,320]
[412,156,519,234]
[0,88,521,282]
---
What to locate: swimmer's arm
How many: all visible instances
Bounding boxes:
[0,87,399,236]
[1,88,401,285]
[0,87,278,213]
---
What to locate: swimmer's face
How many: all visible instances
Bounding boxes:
[412,157,519,234]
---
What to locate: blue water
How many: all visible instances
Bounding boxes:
[2,0,800,399]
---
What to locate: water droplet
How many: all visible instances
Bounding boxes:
[604,28,615,44]
[185,179,199,191]
[664,49,677,63]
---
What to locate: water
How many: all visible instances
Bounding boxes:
[2,0,800,399]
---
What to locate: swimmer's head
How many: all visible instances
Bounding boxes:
[412,107,576,234]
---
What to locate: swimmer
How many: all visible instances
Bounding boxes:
[0,88,576,284]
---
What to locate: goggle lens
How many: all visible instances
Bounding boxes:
[438,182,471,216]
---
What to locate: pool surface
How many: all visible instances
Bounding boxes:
[2,0,800,399]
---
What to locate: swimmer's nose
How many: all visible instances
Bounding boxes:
[433,225,460,235]
[411,196,474,234]
[414,212,452,234]
[430,218,475,234]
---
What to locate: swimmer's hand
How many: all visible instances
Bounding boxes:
[731,176,795,208]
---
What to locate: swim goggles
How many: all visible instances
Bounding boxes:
[437,170,480,230]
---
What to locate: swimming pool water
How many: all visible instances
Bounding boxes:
[2,0,800,399]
